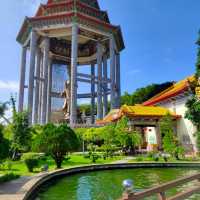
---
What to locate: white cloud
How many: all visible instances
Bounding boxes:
[0,80,19,92]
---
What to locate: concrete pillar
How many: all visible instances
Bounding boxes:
[110,36,116,110]
[91,63,95,124]
[18,46,27,112]
[97,42,103,120]
[38,53,43,124]
[70,24,78,125]
[28,30,37,124]
[41,37,50,124]
[156,122,162,150]
[33,48,41,124]
[115,53,121,108]
[103,55,108,117]
[47,59,53,123]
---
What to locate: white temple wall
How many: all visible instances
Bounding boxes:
[157,96,197,153]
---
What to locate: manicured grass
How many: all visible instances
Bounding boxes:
[0,154,124,176]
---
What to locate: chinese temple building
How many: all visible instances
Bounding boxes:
[98,76,197,153]
[17,0,124,125]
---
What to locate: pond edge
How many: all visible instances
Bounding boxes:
[22,162,200,200]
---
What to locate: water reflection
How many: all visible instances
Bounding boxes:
[37,168,200,200]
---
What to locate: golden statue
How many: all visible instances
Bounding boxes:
[61,80,70,120]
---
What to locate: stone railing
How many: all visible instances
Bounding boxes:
[121,173,200,200]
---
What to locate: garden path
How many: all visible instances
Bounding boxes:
[112,156,133,164]
[0,173,45,200]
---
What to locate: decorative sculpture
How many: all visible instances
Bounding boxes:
[61,80,71,120]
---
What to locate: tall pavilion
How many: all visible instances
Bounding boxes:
[17,0,125,125]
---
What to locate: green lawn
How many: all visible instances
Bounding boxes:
[0,154,124,176]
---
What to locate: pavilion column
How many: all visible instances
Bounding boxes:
[103,55,108,117]
[110,35,116,110]
[18,46,27,112]
[28,30,37,124]
[115,53,121,108]
[33,48,41,124]
[97,42,103,120]
[38,53,44,124]
[41,37,50,124]
[47,58,53,123]
[156,122,162,150]
[70,23,78,125]
[91,63,95,124]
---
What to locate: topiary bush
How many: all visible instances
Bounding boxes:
[24,158,39,172]
[22,153,40,172]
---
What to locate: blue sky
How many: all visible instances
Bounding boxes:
[0,0,199,104]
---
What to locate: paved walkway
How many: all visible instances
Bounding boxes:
[0,173,45,200]
[112,156,134,164]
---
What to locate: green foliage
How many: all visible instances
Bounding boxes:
[33,123,79,168]
[115,117,142,152]
[185,31,200,151]
[121,82,173,105]
[185,96,200,127]
[0,125,10,162]
[78,104,95,116]
[86,144,100,163]
[22,153,39,172]
[82,117,142,155]
[11,111,32,152]
[160,114,184,159]
[0,173,20,183]
[83,127,103,142]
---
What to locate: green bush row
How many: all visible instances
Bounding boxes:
[0,173,20,184]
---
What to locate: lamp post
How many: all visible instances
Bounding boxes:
[120,179,135,200]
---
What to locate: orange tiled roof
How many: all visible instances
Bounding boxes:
[96,105,179,125]
[143,75,194,106]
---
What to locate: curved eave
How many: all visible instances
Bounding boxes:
[114,26,125,52]
[16,17,31,44]
[143,86,188,106]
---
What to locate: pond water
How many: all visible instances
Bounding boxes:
[36,168,200,200]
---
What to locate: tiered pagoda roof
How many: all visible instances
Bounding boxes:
[17,0,124,54]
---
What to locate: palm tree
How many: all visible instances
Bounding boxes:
[0,102,11,124]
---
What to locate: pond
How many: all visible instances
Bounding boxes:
[36,168,200,200]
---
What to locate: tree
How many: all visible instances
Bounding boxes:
[11,111,32,153]
[0,125,10,162]
[0,102,10,124]
[115,117,142,154]
[33,123,79,168]
[185,31,200,150]
[160,114,183,159]
[121,82,173,106]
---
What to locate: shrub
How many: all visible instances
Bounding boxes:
[0,125,10,162]
[7,162,13,170]
[136,156,144,162]
[90,153,100,163]
[153,154,160,162]
[22,153,39,172]
[0,173,20,183]
[24,158,39,172]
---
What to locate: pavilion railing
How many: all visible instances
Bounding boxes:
[121,173,200,200]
